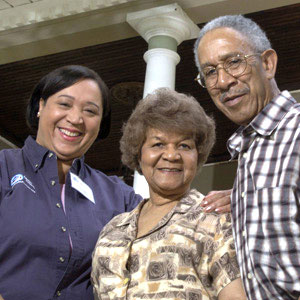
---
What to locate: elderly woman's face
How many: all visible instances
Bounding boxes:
[139,128,198,198]
[36,79,103,161]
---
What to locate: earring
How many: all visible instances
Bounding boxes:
[37,111,40,117]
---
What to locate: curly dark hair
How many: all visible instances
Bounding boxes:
[120,88,215,174]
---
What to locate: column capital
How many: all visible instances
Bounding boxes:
[127,3,199,46]
[143,48,180,65]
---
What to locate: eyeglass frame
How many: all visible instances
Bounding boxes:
[194,53,262,89]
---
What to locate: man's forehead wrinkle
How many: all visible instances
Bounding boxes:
[198,30,253,69]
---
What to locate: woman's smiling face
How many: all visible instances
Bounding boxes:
[139,128,198,198]
[36,79,103,162]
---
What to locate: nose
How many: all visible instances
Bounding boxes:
[216,68,237,90]
[162,146,180,161]
[66,107,83,124]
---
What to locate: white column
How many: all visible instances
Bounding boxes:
[143,48,180,97]
[127,3,199,198]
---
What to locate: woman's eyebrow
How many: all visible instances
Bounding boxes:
[58,95,100,109]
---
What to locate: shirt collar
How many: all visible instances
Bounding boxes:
[250,90,295,136]
[24,136,51,171]
[227,91,296,158]
[115,189,202,228]
[24,136,85,176]
[115,199,146,227]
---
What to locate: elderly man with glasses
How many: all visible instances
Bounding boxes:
[194,15,300,300]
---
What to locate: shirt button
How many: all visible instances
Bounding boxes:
[242,192,245,198]
[247,273,253,280]
[51,180,56,186]
[48,153,53,158]
[61,226,66,232]
[59,257,65,263]
[242,230,246,237]
[34,164,39,168]
[56,291,61,296]
[243,153,247,159]
[123,278,129,285]
[56,203,61,208]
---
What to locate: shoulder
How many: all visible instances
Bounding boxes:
[0,148,25,174]
[83,165,135,194]
[188,189,231,224]
[279,91,300,122]
[82,166,141,210]
[94,210,134,249]
[181,190,232,236]
[84,166,132,189]
[0,148,23,160]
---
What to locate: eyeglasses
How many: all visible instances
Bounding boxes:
[195,53,261,88]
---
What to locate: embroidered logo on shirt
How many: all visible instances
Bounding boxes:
[11,174,36,193]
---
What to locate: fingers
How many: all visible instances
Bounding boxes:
[215,204,231,213]
[201,189,232,213]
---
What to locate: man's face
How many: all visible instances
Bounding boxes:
[197,27,275,126]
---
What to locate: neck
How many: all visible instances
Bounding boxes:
[269,79,281,100]
[148,189,189,207]
[57,159,73,184]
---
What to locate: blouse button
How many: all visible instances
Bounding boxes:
[243,153,248,159]
[51,180,56,186]
[34,164,39,168]
[56,291,61,296]
[56,203,61,208]
[59,257,65,263]
[247,273,253,280]
[123,278,129,285]
[48,153,53,158]
[61,226,66,232]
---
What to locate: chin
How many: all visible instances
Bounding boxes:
[56,152,78,161]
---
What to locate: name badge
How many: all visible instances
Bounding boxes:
[70,172,95,204]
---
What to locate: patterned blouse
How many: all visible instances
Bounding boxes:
[92,189,240,300]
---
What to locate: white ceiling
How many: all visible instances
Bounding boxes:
[0,0,299,64]
[0,0,41,10]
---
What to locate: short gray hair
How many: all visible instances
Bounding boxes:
[194,15,272,72]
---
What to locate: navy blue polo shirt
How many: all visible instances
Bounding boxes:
[0,136,141,300]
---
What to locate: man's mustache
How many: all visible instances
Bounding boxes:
[220,87,250,103]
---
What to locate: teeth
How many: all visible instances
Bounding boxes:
[160,168,180,171]
[60,128,80,137]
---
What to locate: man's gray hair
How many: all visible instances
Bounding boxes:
[194,15,272,72]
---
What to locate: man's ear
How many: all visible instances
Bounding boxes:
[261,49,278,80]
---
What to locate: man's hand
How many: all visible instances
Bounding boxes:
[201,189,232,213]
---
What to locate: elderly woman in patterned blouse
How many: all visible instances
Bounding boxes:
[91,88,246,300]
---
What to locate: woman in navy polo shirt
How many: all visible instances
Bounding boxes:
[0,65,141,300]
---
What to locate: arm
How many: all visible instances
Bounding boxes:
[206,213,244,298]
[201,189,232,213]
[218,278,246,300]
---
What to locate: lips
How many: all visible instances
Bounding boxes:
[221,93,247,107]
[59,128,82,137]
[223,93,243,102]
[220,87,250,107]
[158,168,182,172]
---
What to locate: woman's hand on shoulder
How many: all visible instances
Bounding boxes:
[201,189,232,213]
